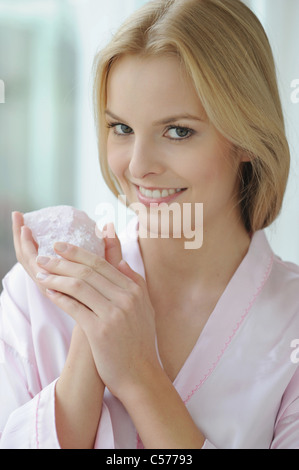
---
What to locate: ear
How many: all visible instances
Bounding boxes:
[240,151,253,163]
[233,145,253,163]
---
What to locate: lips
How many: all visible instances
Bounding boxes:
[136,185,187,206]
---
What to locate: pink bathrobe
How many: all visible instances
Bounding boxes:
[1,216,299,448]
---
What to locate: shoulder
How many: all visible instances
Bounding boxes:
[273,253,299,277]
[252,230,299,293]
[236,230,299,334]
[256,234,299,329]
[270,251,299,298]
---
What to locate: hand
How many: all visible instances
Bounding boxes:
[12,212,122,296]
[12,211,48,295]
[35,235,160,399]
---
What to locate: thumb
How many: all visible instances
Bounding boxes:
[117,259,144,286]
[103,222,122,268]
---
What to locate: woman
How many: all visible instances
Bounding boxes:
[1,0,298,448]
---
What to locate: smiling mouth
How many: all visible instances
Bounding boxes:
[137,186,187,199]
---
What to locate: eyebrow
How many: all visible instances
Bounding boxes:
[105,109,204,125]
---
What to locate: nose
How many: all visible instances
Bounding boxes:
[128,136,164,180]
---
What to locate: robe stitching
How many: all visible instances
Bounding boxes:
[183,253,274,404]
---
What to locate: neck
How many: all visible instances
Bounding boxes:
[138,212,251,296]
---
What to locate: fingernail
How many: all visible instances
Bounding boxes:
[54,242,68,252]
[36,255,51,265]
[36,272,49,280]
[46,288,56,295]
[106,222,116,238]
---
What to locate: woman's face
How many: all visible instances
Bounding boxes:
[106,54,244,237]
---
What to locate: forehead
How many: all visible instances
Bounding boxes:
[106,54,206,121]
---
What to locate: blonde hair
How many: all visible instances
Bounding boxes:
[93,0,290,233]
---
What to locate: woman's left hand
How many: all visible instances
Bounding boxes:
[35,235,161,400]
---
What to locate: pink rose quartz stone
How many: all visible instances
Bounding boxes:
[23,205,105,258]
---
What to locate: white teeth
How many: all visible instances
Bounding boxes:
[139,186,184,198]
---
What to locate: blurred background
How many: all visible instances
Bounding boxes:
[0,0,299,287]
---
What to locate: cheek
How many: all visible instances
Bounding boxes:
[206,159,241,205]
[107,141,128,180]
[183,158,218,188]
[188,149,239,201]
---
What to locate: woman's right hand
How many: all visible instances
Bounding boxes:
[12,211,48,295]
[12,212,122,296]
[12,211,122,448]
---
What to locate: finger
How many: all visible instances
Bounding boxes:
[12,212,42,274]
[12,211,24,260]
[21,225,38,253]
[12,212,48,297]
[117,259,145,288]
[22,224,51,287]
[37,272,112,315]
[12,211,23,231]
[53,242,131,290]
[103,222,122,268]
[44,288,97,332]
[36,255,125,301]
